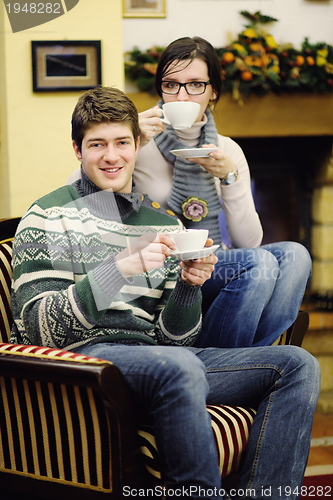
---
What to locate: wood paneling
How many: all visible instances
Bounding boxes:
[128,92,333,138]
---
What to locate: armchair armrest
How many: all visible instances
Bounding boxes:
[0,342,147,500]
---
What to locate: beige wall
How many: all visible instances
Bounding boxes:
[0,0,123,218]
[123,0,333,52]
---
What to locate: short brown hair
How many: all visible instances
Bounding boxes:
[71,86,140,152]
[155,37,222,105]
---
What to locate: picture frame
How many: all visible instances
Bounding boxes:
[123,0,166,18]
[31,41,102,92]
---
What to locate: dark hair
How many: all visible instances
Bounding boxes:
[155,37,222,104]
[71,86,140,152]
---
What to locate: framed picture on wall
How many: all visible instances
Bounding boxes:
[123,0,166,18]
[31,41,102,92]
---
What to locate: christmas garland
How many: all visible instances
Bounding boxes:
[125,11,333,105]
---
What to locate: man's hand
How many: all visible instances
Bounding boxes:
[115,233,176,278]
[179,238,218,286]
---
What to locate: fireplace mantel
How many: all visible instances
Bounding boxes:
[128,92,333,139]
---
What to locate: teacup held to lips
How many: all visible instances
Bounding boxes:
[162,102,201,130]
[168,229,209,253]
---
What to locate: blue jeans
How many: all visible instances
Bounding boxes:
[75,342,320,500]
[197,242,312,347]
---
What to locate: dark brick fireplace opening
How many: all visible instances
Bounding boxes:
[234,135,333,254]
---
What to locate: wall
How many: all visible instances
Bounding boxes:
[122,0,333,52]
[0,0,123,218]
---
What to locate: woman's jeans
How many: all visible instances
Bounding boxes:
[197,242,312,347]
[76,342,320,500]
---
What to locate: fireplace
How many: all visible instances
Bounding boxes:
[236,135,333,252]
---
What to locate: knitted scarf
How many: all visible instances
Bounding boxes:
[154,103,222,243]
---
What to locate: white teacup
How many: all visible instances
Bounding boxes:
[162,102,201,130]
[168,229,208,253]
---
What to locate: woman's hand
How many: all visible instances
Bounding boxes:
[115,233,176,278]
[179,238,218,286]
[138,106,167,148]
[188,143,237,181]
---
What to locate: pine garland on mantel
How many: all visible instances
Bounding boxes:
[124,11,333,105]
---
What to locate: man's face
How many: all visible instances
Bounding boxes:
[73,122,140,193]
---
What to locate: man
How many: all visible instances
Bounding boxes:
[11,86,320,500]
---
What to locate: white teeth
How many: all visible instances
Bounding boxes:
[105,168,120,173]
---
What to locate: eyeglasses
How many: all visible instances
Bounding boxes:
[161,81,211,95]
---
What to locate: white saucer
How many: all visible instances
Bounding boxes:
[170,148,218,159]
[171,244,220,261]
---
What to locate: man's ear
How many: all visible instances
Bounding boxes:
[72,140,82,161]
[135,136,140,157]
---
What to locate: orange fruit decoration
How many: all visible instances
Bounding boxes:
[306,56,315,66]
[249,43,265,55]
[241,71,253,81]
[262,53,279,67]
[222,52,235,64]
[244,55,263,68]
[295,55,305,66]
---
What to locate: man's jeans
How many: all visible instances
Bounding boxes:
[76,342,320,500]
[198,242,312,347]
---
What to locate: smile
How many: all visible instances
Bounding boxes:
[102,167,122,173]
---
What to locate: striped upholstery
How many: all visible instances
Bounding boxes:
[0,365,113,493]
[0,341,112,364]
[0,241,13,344]
[0,227,256,497]
[208,405,256,477]
[138,405,256,484]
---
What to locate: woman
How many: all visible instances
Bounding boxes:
[133,36,312,347]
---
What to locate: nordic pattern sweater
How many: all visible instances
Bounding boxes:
[10,174,203,350]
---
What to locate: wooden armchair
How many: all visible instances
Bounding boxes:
[0,217,257,499]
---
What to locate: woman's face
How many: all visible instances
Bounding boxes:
[161,58,216,123]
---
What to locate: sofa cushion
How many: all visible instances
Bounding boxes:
[138,405,256,482]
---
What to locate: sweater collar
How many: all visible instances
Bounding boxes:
[175,113,208,144]
[73,167,142,220]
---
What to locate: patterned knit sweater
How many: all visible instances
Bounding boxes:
[10,172,203,350]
